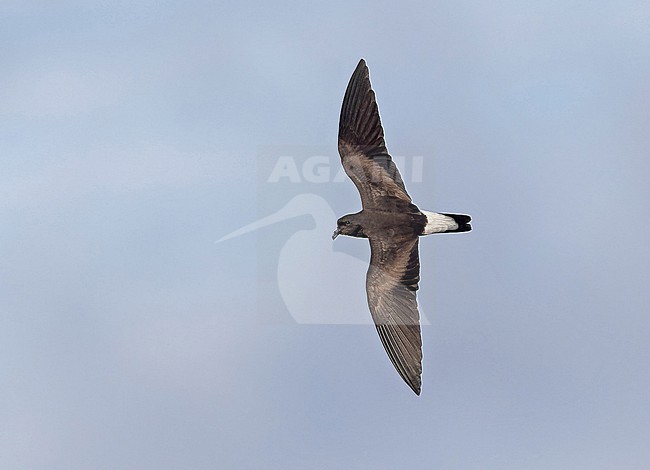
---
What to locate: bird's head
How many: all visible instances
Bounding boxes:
[332,214,366,240]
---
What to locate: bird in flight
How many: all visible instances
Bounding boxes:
[332,59,471,395]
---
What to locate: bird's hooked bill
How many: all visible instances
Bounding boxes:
[332,229,340,240]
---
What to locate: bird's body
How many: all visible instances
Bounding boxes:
[335,209,423,239]
[333,59,471,395]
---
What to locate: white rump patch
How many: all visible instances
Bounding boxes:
[421,211,459,234]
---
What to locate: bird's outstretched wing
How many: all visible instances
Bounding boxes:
[366,235,423,395]
[338,59,415,211]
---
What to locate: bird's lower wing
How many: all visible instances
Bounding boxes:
[366,236,423,395]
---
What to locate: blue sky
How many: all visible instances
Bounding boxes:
[2,1,650,468]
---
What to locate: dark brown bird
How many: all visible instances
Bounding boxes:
[332,59,471,395]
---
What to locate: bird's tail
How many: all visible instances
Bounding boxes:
[421,211,472,235]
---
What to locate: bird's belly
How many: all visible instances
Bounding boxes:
[363,213,422,239]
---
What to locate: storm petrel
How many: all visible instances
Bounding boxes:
[332,59,471,395]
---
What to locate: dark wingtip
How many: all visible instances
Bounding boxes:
[403,374,421,395]
[352,59,368,78]
[404,368,422,396]
[352,58,368,78]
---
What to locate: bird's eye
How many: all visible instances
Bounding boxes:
[344,221,350,225]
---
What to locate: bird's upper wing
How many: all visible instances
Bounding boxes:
[366,235,423,395]
[338,59,414,211]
